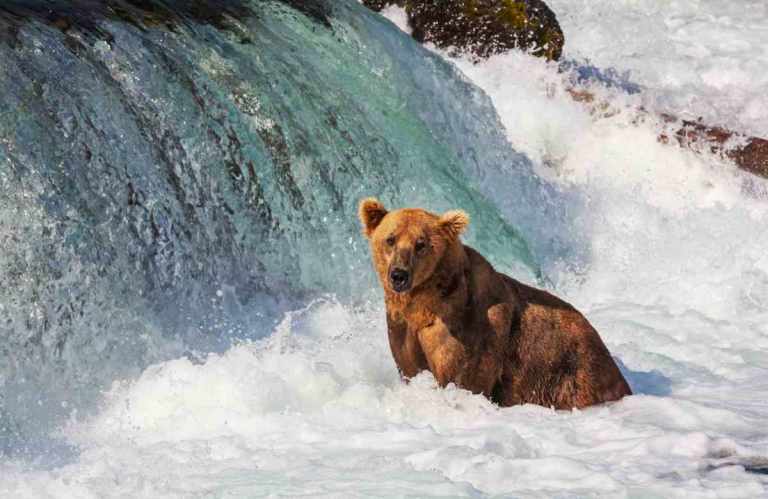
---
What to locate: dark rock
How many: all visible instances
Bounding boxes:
[362,0,398,11]
[363,0,564,61]
[671,118,768,179]
[569,89,768,180]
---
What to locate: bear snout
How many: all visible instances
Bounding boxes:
[389,267,411,292]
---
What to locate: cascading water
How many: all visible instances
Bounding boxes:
[3,0,766,495]
[0,0,568,457]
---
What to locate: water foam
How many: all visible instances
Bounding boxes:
[3,299,766,496]
[547,0,768,137]
[2,1,768,496]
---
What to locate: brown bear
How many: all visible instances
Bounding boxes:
[359,198,632,409]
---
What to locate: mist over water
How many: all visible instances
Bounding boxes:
[2,0,768,496]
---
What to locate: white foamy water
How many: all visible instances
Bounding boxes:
[3,2,768,497]
[547,0,768,137]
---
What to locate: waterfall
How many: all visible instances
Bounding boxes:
[0,0,561,452]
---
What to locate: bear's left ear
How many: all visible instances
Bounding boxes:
[359,197,388,238]
[439,210,470,239]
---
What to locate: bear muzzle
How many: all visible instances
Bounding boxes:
[389,267,412,293]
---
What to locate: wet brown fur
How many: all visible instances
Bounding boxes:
[359,198,631,409]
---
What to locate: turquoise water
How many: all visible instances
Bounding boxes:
[1,2,767,495]
[0,0,557,456]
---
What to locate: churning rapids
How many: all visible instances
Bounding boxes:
[1,0,767,496]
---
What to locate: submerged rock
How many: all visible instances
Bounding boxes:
[362,0,564,61]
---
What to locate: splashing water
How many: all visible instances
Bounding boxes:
[1,0,548,452]
[1,0,768,496]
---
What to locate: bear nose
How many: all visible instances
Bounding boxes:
[389,268,411,292]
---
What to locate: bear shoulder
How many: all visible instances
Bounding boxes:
[462,245,516,304]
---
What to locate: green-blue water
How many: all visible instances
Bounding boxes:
[0,0,572,455]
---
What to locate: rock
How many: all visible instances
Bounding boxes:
[568,89,768,180]
[362,0,564,61]
[362,0,398,11]
[664,117,768,179]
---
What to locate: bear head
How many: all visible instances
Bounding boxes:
[358,197,469,294]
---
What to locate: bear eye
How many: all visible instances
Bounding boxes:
[415,239,426,253]
[386,235,396,247]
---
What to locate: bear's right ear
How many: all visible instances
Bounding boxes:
[358,197,388,238]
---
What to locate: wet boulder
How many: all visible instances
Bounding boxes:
[362,0,564,61]
[362,0,399,11]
